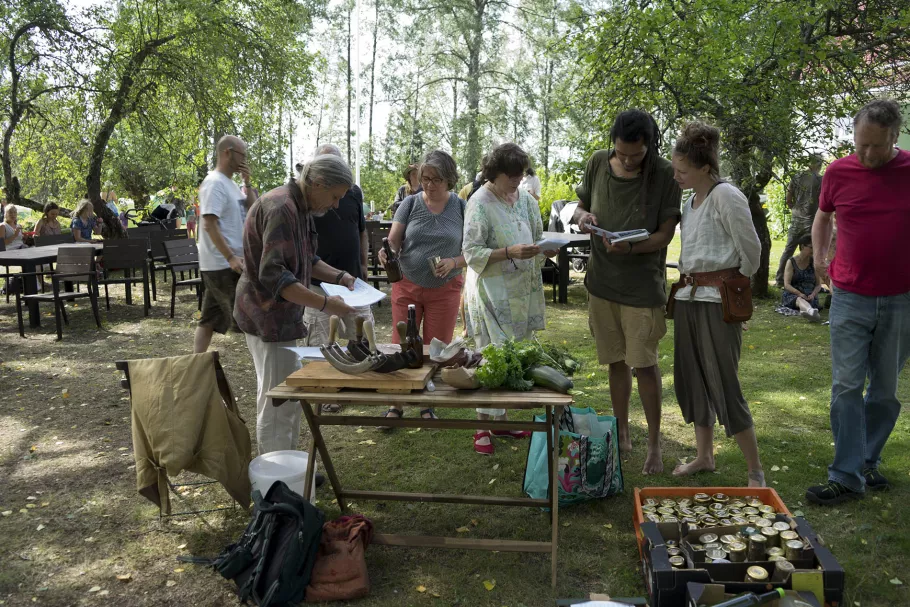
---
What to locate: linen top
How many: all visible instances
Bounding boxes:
[392,192,466,289]
[2,223,24,249]
[233,180,320,343]
[818,149,910,296]
[462,186,545,346]
[675,182,761,303]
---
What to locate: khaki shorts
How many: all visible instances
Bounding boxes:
[588,293,666,368]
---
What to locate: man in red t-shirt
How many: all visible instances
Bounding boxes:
[807,99,910,506]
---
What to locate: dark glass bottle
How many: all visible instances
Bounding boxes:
[405,304,424,368]
[382,237,403,283]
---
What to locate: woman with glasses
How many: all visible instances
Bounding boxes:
[462,143,556,454]
[378,150,466,425]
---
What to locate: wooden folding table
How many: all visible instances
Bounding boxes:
[267,375,573,588]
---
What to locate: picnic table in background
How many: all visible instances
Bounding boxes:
[0,242,103,327]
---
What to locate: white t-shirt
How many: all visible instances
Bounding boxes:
[520,174,542,198]
[198,170,246,271]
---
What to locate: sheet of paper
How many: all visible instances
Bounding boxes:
[320,278,387,307]
[283,347,325,360]
[535,236,571,252]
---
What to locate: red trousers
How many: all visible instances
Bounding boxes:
[391,275,464,345]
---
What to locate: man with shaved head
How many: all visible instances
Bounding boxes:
[194,135,257,353]
[302,145,373,412]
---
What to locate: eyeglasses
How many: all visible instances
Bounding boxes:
[420,176,445,186]
[228,148,247,160]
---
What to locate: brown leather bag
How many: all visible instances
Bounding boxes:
[666,269,753,323]
[306,515,373,602]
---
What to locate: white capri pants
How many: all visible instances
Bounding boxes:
[245,333,302,455]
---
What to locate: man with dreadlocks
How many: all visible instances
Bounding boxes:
[574,109,682,475]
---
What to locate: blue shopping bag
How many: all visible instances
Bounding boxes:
[523,406,623,507]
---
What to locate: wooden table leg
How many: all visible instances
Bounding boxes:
[301,400,318,502]
[299,397,347,512]
[558,245,569,304]
[546,405,555,526]
[550,404,563,589]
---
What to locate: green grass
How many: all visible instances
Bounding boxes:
[0,240,907,606]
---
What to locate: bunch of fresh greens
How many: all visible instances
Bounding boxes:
[475,339,580,390]
[475,340,533,391]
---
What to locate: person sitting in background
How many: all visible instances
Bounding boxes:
[2,205,26,249]
[520,166,542,201]
[778,237,822,322]
[378,150,467,426]
[34,202,62,237]
[71,200,102,242]
[390,164,421,216]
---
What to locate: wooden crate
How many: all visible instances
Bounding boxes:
[286,362,435,393]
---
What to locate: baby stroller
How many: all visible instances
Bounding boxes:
[548,200,587,272]
[125,204,180,230]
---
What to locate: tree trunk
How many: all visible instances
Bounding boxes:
[367,0,380,170]
[729,146,773,298]
[346,8,353,166]
[86,34,176,238]
[463,5,484,178]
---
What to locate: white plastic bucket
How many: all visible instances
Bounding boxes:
[248,450,317,504]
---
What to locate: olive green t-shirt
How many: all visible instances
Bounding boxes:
[575,150,682,307]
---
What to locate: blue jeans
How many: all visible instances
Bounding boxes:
[828,285,910,491]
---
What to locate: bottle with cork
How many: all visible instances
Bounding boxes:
[382,237,403,283]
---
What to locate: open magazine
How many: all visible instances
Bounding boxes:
[588,225,650,244]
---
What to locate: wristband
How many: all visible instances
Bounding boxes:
[505,246,511,260]
[335,270,348,284]
[319,295,328,312]
[627,241,634,254]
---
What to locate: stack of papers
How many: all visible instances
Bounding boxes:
[535,236,571,252]
[321,278,387,306]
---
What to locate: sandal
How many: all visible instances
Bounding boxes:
[491,429,532,439]
[419,408,438,420]
[376,407,403,432]
[473,431,494,455]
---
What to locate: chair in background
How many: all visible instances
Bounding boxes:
[163,238,203,318]
[0,268,25,336]
[99,239,151,316]
[365,221,390,301]
[14,245,102,340]
[34,233,73,247]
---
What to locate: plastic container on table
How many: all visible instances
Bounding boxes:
[248,450,317,504]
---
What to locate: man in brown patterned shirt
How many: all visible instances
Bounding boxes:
[234,154,357,454]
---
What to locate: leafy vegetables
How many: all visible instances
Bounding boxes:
[475,339,579,390]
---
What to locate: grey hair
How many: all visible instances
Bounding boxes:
[74,199,94,218]
[419,149,459,190]
[298,154,353,191]
[854,99,903,137]
[314,143,343,158]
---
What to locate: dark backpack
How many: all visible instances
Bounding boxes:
[180,481,324,606]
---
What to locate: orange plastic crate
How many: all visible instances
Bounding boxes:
[633,486,792,557]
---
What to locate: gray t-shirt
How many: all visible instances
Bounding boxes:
[393,192,466,288]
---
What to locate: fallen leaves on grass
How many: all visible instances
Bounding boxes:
[116,574,132,582]
[771,465,781,472]
[603,523,613,529]
[482,580,496,591]
[88,586,101,593]
[488,478,496,485]
[415,585,427,593]
[455,526,471,533]
[358,439,376,446]
[36,524,45,531]
[889,578,903,585]
[165,580,177,587]
[1,511,11,517]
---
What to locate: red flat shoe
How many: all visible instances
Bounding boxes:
[491,429,532,439]
[473,431,494,455]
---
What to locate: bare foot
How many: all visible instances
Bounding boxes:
[748,470,766,488]
[642,446,664,475]
[618,425,633,455]
[672,457,715,477]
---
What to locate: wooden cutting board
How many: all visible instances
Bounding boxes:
[286,362,435,393]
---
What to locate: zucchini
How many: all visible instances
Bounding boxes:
[526,364,574,394]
